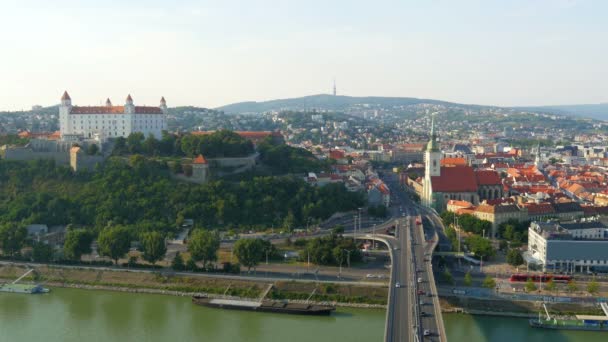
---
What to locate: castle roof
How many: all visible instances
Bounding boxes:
[193,154,208,164]
[61,91,71,100]
[69,106,163,114]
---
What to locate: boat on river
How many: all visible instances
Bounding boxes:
[192,284,335,316]
[0,269,50,294]
[529,316,608,332]
[530,302,608,332]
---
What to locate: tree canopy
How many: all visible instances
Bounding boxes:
[140,231,167,265]
[187,230,220,266]
[63,229,93,261]
[97,226,131,265]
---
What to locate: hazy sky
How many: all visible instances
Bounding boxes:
[1,0,606,110]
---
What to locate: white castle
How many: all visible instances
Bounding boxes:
[59,91,167,142]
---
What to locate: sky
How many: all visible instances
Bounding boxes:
[0,0,606,111]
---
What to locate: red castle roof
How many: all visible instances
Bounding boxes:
[193,154,208,164]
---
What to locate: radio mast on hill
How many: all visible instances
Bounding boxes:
[332,78,337,96]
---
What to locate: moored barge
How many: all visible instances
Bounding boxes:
[192,295,336,316]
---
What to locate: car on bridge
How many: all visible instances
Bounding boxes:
[395,282,401,288]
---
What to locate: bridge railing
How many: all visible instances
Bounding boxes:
[419,215,448,342]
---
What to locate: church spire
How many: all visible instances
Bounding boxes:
[427,113,439,152]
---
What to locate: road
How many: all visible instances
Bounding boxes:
[384,171,447,342]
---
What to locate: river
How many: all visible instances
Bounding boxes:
[1,288,606,341]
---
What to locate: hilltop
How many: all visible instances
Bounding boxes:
[216,94,477,114]
[517,103,608,121]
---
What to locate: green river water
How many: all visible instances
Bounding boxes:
[0,287,606,342]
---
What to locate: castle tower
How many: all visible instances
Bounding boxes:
[333,79,337,96]
[105,98,112,107]
[125,94,135,114]
[422,113,441,207]
[160,96,167,114]
[59,91,72,138]
[192,154,209,184]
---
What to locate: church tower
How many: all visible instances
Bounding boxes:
[422,114,441,207]
[534,143,543,170]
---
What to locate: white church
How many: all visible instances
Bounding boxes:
[59,91,167,142]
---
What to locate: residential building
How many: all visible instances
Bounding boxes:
[527,221,608,273]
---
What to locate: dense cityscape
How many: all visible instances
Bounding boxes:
[2,1,608,342]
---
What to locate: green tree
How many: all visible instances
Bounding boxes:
[32,242,54,262]
[466,235,495,260]
[482,275,496,289]
[171,251,185,271]
[544,279,556,292]
[97,226,131,265]
[587,279,600,295]
[283,211,296,231]
[186,257,198,271]
[63,229,93,261]
[506,249,524,266]
[0,223,27,257]
[140,231,167,265]
[234,238,265,272]
[463,271,473,287]
[187,230,220,266]
[443,269,454,285]
[525,278,537,292]
[567,280,579,293]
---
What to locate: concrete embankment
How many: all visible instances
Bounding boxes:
[439,295,604,318]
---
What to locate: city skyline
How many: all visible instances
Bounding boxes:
[1,0,607,111]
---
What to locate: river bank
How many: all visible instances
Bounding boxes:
[0,263,387,308]
[439,295,605,317]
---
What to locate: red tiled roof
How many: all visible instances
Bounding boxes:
[475,170,502,186]
[447,200,473,208]
[524,203,555,215]
[431,166,478,193]
[70,106,163,114]
[441,157,467,166]
[193,154,207,164]
[378,183,390,195]
[329,150,345,160]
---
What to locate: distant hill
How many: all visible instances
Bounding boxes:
[517,104,608,121]
[215,94,470,113]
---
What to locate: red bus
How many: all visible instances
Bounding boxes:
[509,274,572,283]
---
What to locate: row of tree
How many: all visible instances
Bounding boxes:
[299,229,362,267]
[113,130,255,158]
